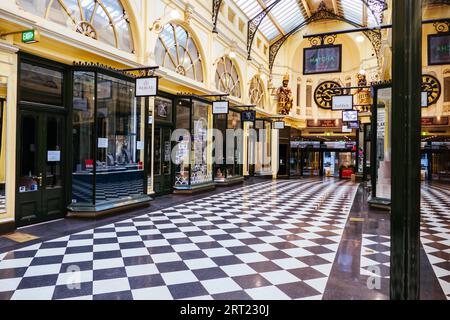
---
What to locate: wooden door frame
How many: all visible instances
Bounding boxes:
[15,53,71,226]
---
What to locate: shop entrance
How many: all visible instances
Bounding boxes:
[302,149,321,176]
[153,125,173,194]
[16,110,66,226]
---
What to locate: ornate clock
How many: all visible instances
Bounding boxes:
[314,81,343,109]
[422,74,441,106]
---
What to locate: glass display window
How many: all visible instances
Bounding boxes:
[370,85,392,203]
[255,120,272,175]
[71,67,148,210]
[173,97,213,191]
[213,109,243,182]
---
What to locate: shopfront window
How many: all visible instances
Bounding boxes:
[374,87,392,200]
[174,100,190,186]
[255,120,271,174]
[214,110,243,181]
[226,110,242,178]
[72,71,95,204]
[191,100,211,185]
[19,62,64,106]
[72,70,145,207]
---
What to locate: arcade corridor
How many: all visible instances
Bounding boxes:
[0,178,447,300]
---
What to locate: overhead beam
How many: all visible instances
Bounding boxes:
[331,0,339,15]
[257,0,285,35]
[300,0,312,17]
[247,0,282,60]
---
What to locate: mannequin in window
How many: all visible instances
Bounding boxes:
[121,141,131,164]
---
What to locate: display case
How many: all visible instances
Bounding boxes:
[213,108,244,185]
[173,96,214,193]
[254,119,272,176]
[369,83,392,209]
[69,67,150,213]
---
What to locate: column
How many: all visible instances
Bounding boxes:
[390,0,422,300]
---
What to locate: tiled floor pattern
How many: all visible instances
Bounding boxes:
[360,183,450,299]
[0,179,359,300]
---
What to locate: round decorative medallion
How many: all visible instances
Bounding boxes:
[75,21,98,40]
[421,74,441,106]
[314,81,343,109]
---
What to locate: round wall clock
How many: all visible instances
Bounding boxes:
[422,74,441,106]
[314,81,343,109]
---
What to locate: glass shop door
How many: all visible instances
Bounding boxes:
[153,125,173,194]
[16,110,66,226]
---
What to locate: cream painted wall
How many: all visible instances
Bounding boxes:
[0,40,18,224]
[272,19,379,122]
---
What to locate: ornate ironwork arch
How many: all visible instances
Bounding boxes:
[212,0,224,33]
[269,2,383,71]
[246,0,282,60]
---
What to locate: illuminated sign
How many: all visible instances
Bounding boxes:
[21,30,39,43]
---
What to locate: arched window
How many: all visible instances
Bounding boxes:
[215,56,241,98]
[249,76,265,109]
[155,23,204,83]
[17,0,134,53]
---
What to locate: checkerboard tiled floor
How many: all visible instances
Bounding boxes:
[0,179,359,300]
[360,183,450,300]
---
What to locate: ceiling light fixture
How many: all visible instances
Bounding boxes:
[356,35,365,43]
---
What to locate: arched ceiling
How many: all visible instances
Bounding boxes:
[232,0,387,42]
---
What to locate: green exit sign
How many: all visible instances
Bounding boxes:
[21,30,39,43]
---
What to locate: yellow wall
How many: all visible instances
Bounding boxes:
[0,40,18,224]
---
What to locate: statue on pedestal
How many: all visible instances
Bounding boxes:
[355,73,371,112]
[276,73,294,115]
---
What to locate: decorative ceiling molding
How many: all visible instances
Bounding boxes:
[361,0,388,25]
[269,1,383,71]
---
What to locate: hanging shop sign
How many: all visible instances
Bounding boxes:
[342,110,358,122]
[273,121,285,129]
[212,100,229,114]
[314,81,343,109]
[307,119,342,128]
[135,76,158,97]
[241,110,256,122]
[47,150,61,162]
[421,116,449,126]
[421,92,428,107]
[342,125,352,133]
[303,45,342,75]
[428,33,450,65]
[421,74,441,106]
[347,121,360,129]
[332,95,354,111]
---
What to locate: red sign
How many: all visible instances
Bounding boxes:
[307,119,342,128]
[421,117,449,126]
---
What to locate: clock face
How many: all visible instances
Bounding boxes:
[422,74,441,106]
[314,81,343,109]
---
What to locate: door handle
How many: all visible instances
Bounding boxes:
[37,173,43,188]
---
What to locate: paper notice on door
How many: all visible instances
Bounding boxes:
[137,141,145,150]
[98,138,108,148]
[47,150,61,162]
